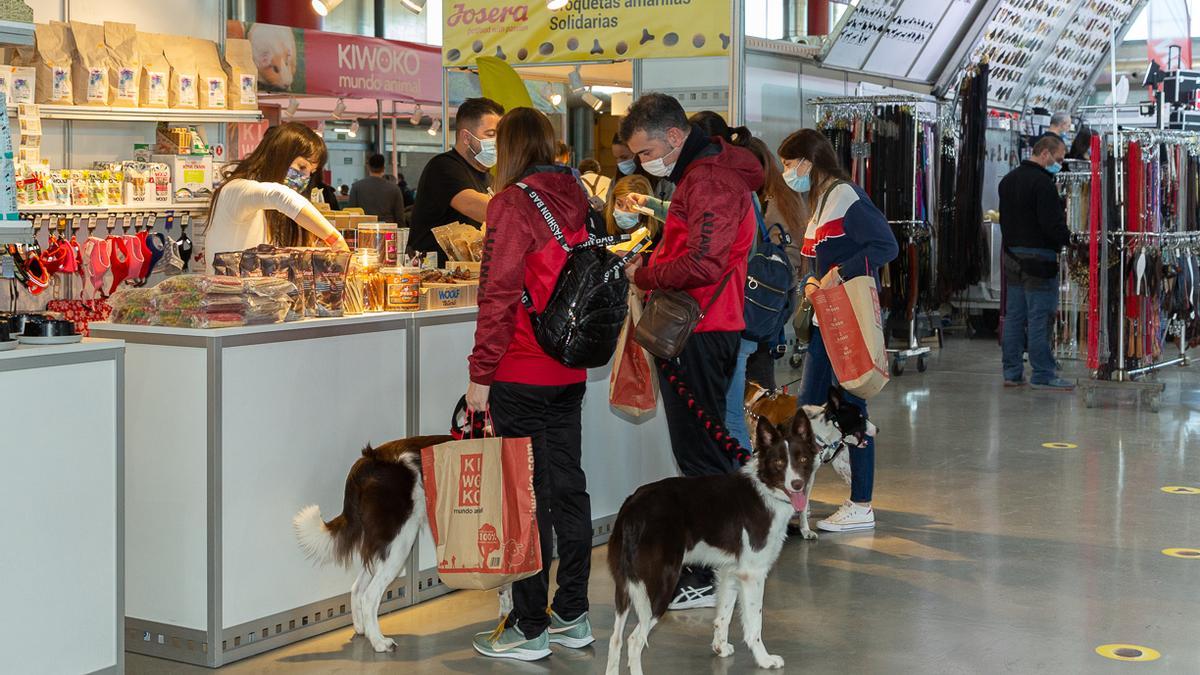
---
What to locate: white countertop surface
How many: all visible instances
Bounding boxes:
[89,306,479,338]
[0,338,124,362]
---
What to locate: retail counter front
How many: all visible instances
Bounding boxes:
[91,308,676,667]
[1,339,125,675]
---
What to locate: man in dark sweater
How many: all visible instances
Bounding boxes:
[998,134,1071,390]
[347,154,406,226]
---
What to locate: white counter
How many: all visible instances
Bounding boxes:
[0,339,125,675]
[92,307,677,666]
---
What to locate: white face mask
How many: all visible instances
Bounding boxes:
[641,140,678,178]
[467,130,497,168]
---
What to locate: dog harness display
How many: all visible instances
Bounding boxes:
[83,237,112,298]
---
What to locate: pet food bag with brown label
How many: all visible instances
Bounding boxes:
[222,38,257,110]
[420,436,542,591]
[137,32,169,108]
[103,22,139,107]
[33,22,74,104]
[161,35,197,109]
[190,38,227,110]
[70,21,110,106]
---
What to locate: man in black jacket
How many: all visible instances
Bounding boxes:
[998,134,1071,390]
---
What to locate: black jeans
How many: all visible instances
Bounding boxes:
[490,381,590,637]
[656,331,740,592]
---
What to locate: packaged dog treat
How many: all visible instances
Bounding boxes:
[310,250,351,317]
[238,246,262,277]
[33,22,74,104]
[211,251,241,277]
[288,248,314,317]
[70,21,110,106]
[136,32,169,108]
[104,22,139,107]
[190,38,227,110]
[222,39,257,110]
[9,65,35,104]
[160,35,197,109]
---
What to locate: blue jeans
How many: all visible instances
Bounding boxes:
[799,327,875,503]
[1002,247,1059,385]
[724,338,758,449]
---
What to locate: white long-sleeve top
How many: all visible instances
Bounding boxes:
[204,178,310,273]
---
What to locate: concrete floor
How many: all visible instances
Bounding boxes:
[128,338,1200,674]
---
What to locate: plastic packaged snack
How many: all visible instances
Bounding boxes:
[155,274,245,295]
[289,248,315,317]
[151,291,248,313]
[239,246,262,277]
[242,276,298,298]
[211,251,241,277]
[310,250,351,317]
[108,287,156,324]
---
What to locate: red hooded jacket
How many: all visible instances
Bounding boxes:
[634,133,763,332]
[469,167,591,387]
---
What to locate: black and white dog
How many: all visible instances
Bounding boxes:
[605,413,818,674]
[792,387,877,540]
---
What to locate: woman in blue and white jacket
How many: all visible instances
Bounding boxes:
[779,129,898,533]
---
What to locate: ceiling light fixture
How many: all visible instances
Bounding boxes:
[568,65,584,93]
[348,120,359,137]
[581,90,603,112]
[284,97,300,120]
[547,0,569,9]
[332,98,346,120]
[311,0,344,16]
[428,118,441,136]
[400,0,427,14]
[411,103,424,125]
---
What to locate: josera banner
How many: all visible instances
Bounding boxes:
[442,0,731,67]
[227,21,442,102]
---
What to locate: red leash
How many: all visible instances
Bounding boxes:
[658,359,752,465]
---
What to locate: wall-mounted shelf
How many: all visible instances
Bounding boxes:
[20,203,208,214]
[0,20,34,47]
[6,105,262,124]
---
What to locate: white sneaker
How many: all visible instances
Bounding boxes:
[816,500,875,532]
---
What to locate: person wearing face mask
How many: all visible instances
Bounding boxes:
[618,93,763,611]
[998,133,1072,390]
[610,132,659,189]
[203,122,348,273]
[409,97,505,264]
[779,129,897,535]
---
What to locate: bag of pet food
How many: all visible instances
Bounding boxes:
[137,32,169,108]
[310,249,351,317]
[421,436,542,591]
[103,22,139,107]
[222,38,257,110]
[160,35,197,109]
[70,21,110,106]
[33,22,74,104]
[190,38,227,110]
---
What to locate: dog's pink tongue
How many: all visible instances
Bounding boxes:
[789,491,807,512]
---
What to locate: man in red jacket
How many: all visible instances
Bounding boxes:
[620,93,763,609]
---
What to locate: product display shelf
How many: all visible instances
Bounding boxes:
[0,19,33,46]
[0,338,125,675]
[21,203,209,214]
[91,306,677,666]
[5,104,262,124]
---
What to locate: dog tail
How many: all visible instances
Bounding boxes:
[293,505,344,565]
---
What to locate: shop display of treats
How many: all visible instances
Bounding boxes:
[109,275,294,329]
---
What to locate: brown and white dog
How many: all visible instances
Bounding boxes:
[605,414,819,674]
[293,435,451,653]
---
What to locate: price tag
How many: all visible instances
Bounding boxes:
[181,213,191,229]
[123,214,133,231]
[87,214,98,231]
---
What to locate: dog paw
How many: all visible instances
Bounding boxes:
[370,637,396,653]
[756,654,785,669]
[800,528,819,540]
[712,641,735,658]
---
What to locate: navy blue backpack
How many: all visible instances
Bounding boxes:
[742,196,797,344]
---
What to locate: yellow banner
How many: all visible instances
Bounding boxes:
[442,0,731,67]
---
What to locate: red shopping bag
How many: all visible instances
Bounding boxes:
[421,436,541,590]
[809,269,890,399]
[610,291,658,416]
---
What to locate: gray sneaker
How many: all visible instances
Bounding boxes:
[472,624,551,661]
[1031,378,1075,391]
[548,610,595,648]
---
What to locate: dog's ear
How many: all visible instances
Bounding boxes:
[755,417,781,452]
[789,411,813,441]
[827,386,845,409]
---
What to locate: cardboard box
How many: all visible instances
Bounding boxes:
[418,282,478,311]
[152,153,212,203]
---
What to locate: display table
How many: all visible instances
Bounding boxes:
[0,339,125,675]
[92,307,677,667]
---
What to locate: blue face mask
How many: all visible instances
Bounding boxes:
[784,167,811,193]
[612,208,640,230]
[1046,162,1062,175]
[617,159,637,175]
[285,166,309,192]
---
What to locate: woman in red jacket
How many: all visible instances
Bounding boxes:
[465,107,594,661]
